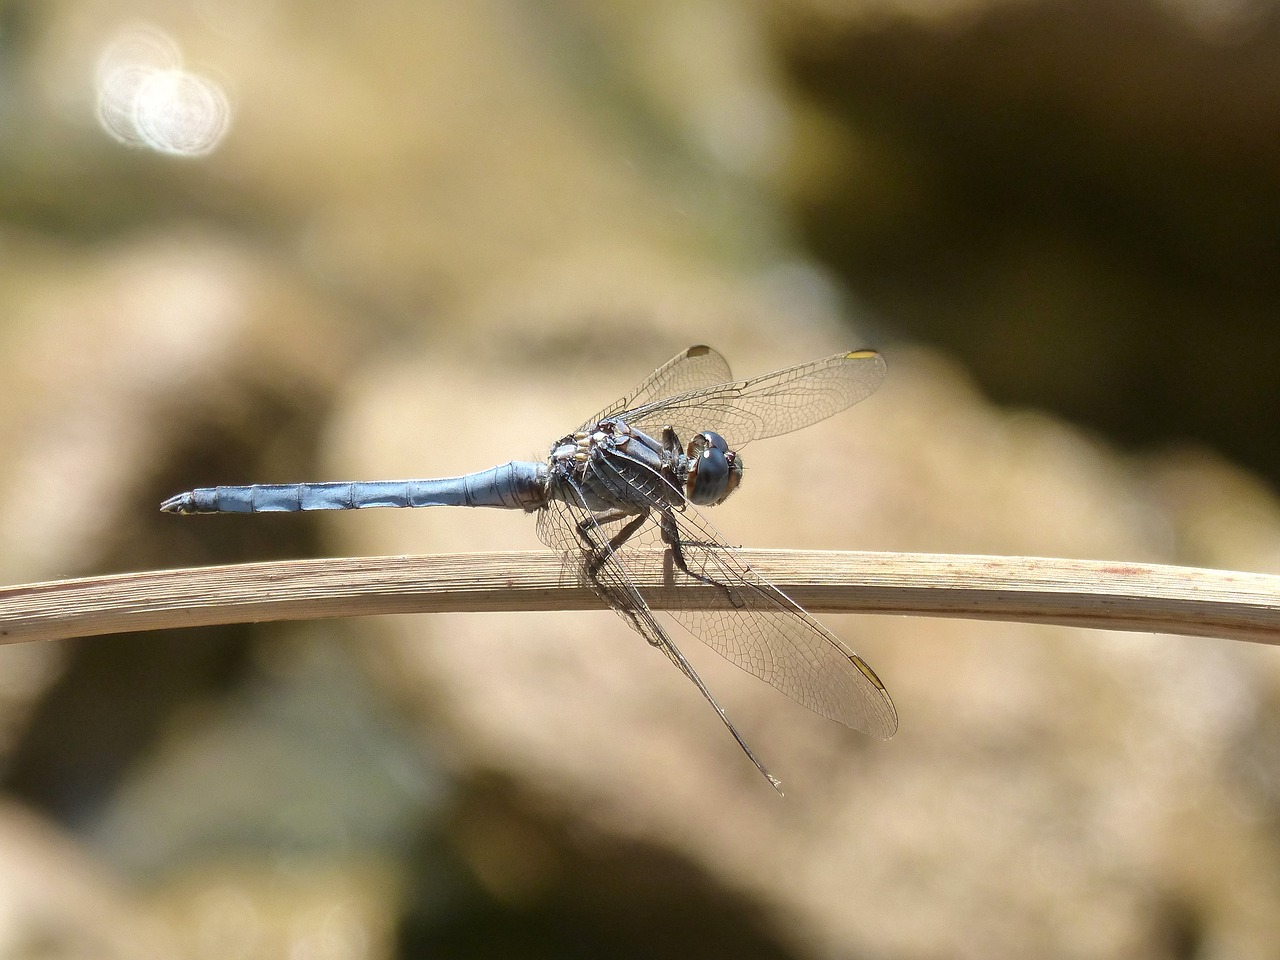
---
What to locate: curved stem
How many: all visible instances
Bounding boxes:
[0,550,1276,647]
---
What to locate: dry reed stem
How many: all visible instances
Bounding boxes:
[0,550,1277,647]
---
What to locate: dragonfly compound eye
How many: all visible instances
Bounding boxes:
[685,432,744,506]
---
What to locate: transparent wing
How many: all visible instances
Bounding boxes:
[658,501,897,737]
[613,349,887,448]
[578,345,733,433]
[538,476,897,739]
[535,491,782,788]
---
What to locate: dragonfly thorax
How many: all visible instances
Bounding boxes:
[684,431,743,506]
[545,419,745,514]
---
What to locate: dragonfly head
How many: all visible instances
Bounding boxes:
[685,431,743,506]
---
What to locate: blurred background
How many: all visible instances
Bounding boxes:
[1,0,1279,957]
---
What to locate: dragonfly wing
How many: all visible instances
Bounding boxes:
[578,345,733,433]
[535,491,782,788]
[657,501,898,738]
[618,349,887,447]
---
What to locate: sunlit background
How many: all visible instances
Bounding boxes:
[1,1,1279,957]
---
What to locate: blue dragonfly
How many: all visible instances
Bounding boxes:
[163,345,897,789]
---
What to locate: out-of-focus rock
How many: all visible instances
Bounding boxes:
[0,800,168,959]
[773,0,1280,485]
[0,231,356,582]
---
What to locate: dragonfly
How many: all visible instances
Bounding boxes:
[162,345,897,790]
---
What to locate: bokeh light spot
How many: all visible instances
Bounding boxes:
[95,24,232,157]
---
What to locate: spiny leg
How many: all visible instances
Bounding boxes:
[658,509,747,608]
[577,508,649,581]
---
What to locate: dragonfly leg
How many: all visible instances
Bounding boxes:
[657,509,747,609]
[577,508,648,581]
[660,425,684,458]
